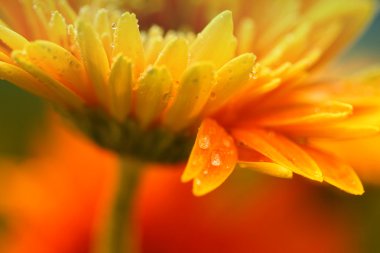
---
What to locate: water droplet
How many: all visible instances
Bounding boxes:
[249,71,257,80]
[198,136,210,149]
[110,43,115,48]
[111,23,117,30]
[195,178,201,186]
[203,170,209,175]
[211,152,221,166]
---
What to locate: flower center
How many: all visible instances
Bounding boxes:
[65,109,195,163]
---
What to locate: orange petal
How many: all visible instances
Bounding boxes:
[285,123,380,139]
[238,161,293,178]
[236,145,292,178]
[232,128,322,181]
[182,118,237,196]
[233,129,292,169]
[256,101,352,127]
[305,147,364,195]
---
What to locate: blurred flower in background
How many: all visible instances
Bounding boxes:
[0,0,380,252]
[0,119,364,253]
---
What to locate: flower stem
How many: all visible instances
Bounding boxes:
[100,157,142,253]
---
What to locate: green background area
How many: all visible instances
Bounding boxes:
[0,81,45,158]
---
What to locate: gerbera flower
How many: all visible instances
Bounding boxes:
[0,0,379,199]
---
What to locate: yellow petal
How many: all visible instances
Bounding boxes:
[236,18,256,54]
[203,53,256,114]
[190,10,236,68]
[144,26,164,65]
[32,1,50,38]
[163,63,215,131]
[238,162,293,179]
[20,0,45,38]
[112,12,145,77]
[233,128,322,181]
[77,20,110,108]
[94,8,111,37]
[48,11,69,48]
[255,0,300,52]
[0,24,29,50]
[154,37,188,81]
[0,62,56,100]
[108,55,133,121]
[181,118,237,196]
[24,40,91,101]
[306,147,364,195]
[261,23,310,67]
[12,50,84,108]
[94,9,113,59]
[136,66,173,128]
[56,0,76,24]
[283,49,321,79]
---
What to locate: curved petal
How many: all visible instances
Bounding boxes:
[182,118,238,196]
[232,128,322,181]
[305,147,364,195]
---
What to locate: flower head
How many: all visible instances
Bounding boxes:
[0,0,379,196]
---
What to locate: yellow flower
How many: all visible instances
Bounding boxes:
[0,0,379,196]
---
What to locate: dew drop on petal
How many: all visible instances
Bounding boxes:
[249,71,257,80]
[211,152,221,166]
[203,170,209,175]
[195,178,201,186]
[198,135,210,149]
[111,23,117,30]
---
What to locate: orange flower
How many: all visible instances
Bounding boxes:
[0,0,379,197]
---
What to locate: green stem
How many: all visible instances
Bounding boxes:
[100,157,142,253]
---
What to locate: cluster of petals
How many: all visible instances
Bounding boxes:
[0,0,379,195]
